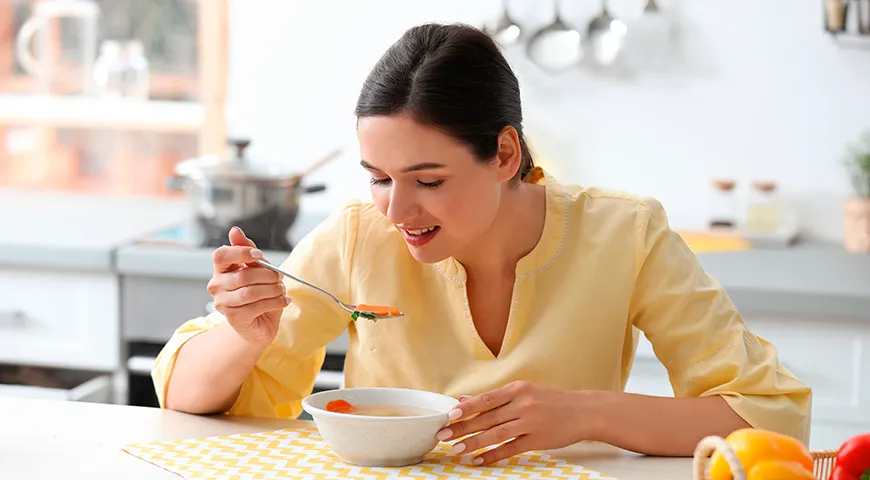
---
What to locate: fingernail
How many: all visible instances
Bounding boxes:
[231,226,240,233]
[472,457,484,465]
[436,429,452,441]
[284,296,292,305]
[251,249,264,259]
[450,443,466,454]
[459,395,471,402]
[448,409,462,421]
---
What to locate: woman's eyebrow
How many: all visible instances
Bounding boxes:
[360,160,446,173]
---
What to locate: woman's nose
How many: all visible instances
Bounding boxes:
[386,184,419,224]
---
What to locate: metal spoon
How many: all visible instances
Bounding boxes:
[582,0,627,67]
[482,0,523,47]
[254,260,405,321]
[525,0,583,72]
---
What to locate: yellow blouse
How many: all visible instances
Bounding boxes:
[152,171,812,443]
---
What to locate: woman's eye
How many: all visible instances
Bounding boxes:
[370,177,392,186]
[417,180,444,189]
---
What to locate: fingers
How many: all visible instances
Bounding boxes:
[449,419,525,458]
[219,293,290,320]
[220,268,282,292]
[447,384,516,422]
[229,226,256,248]
[470,435,533,466]
[216,283,286,308]
[438,406,513,442]
[212,245,264,273]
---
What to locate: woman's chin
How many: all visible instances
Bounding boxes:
[405,243,451,264]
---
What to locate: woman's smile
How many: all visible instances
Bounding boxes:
[398,225,441,247]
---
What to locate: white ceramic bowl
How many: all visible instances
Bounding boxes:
[302,387,459,467]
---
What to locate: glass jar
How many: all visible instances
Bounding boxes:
[93,39,149,99]
[745,181,782,233]
[93,40,125,97]
[122,40,150,100]
[709,179,737,229]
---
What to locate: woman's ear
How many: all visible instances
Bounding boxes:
[494,126,522,183]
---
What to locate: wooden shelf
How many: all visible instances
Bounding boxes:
[0,94,204,132]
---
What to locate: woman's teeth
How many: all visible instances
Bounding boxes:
[406,226,437,235]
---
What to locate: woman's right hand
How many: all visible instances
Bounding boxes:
[207,226,290,347]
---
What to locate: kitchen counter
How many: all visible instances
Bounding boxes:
[117,239,870,320]
[2,187,869,319]
[0,396,691,479]
[0,188,191,271]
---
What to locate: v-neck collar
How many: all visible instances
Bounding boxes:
[434,168,567,283]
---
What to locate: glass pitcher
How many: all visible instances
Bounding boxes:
[15,0,100,95]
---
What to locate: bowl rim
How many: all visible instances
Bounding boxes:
[302,387,459,422]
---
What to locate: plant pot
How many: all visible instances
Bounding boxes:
[844,196,870,253]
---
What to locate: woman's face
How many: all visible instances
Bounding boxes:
[357,114,519,263]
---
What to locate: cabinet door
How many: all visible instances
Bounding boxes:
[0,268,119,370]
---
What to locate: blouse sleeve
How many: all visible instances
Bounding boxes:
[151,201,360,419]
[628,198,813,444]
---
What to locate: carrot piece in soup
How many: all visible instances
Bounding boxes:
[357,304,400,316]
[326,399,356,413]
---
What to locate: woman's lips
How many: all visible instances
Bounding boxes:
[399,225,441,247]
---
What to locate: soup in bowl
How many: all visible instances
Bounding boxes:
[301,387,459,467]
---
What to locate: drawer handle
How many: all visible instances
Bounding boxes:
[0,310,28,328]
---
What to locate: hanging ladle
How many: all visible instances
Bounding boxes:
[525,0,583,72]
[481,0,523,47]
[582,0,628,68]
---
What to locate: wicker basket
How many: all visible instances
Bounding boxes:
[693,435,838,479]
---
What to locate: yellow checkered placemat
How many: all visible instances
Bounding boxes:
[122,425,617,479]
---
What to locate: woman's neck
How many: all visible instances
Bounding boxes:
[453,181,547,277]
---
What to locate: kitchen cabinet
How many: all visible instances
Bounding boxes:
[0,267,119,371]
[625,312,870,450]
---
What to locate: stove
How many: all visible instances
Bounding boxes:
[131,218,295,252]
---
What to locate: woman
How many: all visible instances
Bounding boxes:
[153,23,811,466]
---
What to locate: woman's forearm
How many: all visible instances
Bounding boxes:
[164,323,268,414]
[585,391,751,456]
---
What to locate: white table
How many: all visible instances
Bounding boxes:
[0,397,693,479]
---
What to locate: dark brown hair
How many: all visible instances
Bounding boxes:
[354,23,535,182]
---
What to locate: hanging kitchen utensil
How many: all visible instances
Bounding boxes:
[582,0,628,68]
[482,0,523,47]
[621,0,671,72]
[525,0,583,72]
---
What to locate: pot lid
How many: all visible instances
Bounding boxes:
[174,139,299,182]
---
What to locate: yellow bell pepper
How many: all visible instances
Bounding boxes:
[709,428,814,480]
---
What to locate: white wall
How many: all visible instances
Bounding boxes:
[226,0,870,241]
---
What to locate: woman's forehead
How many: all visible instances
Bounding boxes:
[358,115,473,169]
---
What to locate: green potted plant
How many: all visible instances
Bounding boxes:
[844,132,870,253]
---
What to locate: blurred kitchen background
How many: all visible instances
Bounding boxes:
[1,0,869,452]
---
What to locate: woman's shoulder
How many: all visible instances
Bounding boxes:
[559,182,667,226]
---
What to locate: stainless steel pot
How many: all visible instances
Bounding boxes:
[167,139,327,251]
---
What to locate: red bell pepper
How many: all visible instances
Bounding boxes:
[830,433,870,480]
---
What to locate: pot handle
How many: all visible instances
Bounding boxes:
[302,184,326,194]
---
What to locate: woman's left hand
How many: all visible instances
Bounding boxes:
[436,381,593,466]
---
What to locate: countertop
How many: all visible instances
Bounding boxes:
[0,396,691,480]
[0,188,191,271]
[2,188,869,319]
